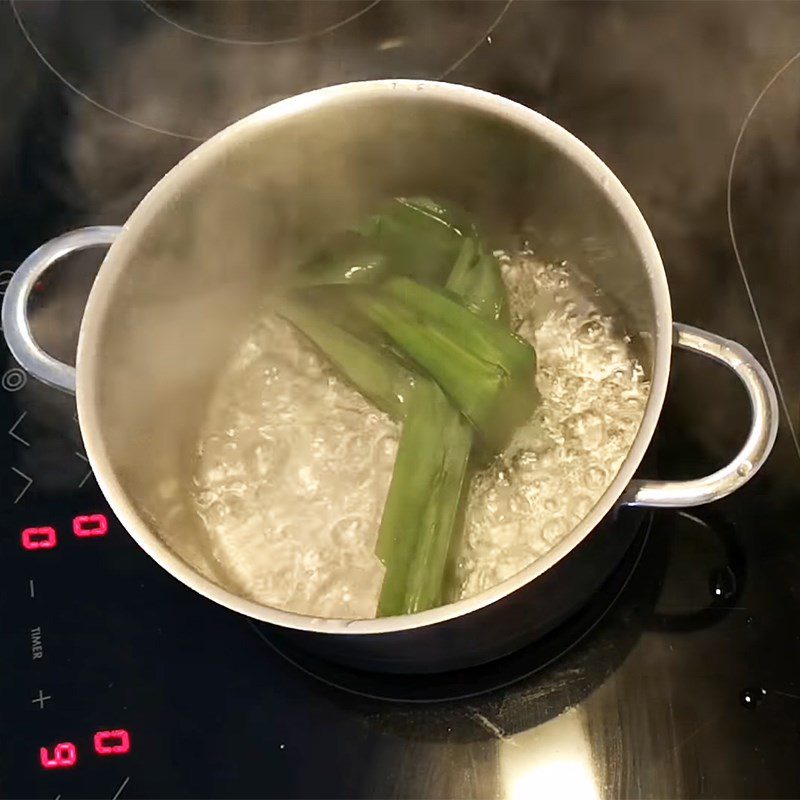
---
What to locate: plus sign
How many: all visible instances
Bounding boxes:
[31,689,51,709]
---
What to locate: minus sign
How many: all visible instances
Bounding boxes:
[29,579,35,598]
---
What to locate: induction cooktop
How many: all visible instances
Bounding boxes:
[3,3,800,798]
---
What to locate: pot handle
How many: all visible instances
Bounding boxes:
[624,322,778,508]
[2,226,121,395]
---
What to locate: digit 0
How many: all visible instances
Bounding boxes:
[94,729,130,755]
[21,527,57,550]
[73,514,108,538]
[40,742,77,769]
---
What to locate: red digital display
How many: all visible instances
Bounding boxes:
[94,729,130,755]
[40,742,77,769]
[21,527,57,550]
[73,513,108,538]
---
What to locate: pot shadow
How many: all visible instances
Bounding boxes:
[250,503,748,744]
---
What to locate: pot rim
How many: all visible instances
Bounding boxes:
[76,79,672,636]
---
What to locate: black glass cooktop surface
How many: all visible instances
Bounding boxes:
[3,2,800,798]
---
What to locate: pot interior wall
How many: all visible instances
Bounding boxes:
[86,89,660,596]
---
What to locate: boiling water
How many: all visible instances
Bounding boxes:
[191,252,650,618]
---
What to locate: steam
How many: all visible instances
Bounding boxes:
[9,2,800,502]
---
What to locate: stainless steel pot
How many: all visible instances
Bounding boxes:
[2,81,778,673]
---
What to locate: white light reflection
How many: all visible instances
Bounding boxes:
[512,759,598,800]
[501,707,599,800]
[377,37,406,51]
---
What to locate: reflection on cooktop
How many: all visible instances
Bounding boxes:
[648,509,747,634]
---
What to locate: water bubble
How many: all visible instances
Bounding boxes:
[250,435,290,477]
[566,411,606,450]
[709,567,737,600]
[330,516,368,549]
[573,497,592,518]
[263,365,281,385]
[543,519,566,543]
[492,521,522,546]
[739,686,766,708]
[512,451,538,476]
[374,434,398,464]
[583,464,606,489]
[737,460,753,478]
[510,494,533,515]
[577,319,605,343]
